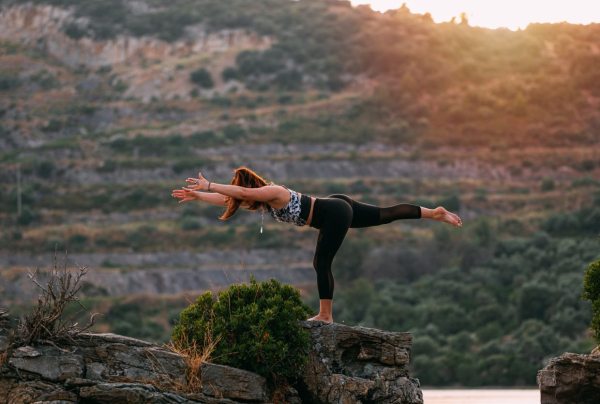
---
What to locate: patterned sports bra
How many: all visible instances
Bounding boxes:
[265,184,311,227]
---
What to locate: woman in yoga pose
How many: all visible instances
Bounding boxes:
[172,167,462,323]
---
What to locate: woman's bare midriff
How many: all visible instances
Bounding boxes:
[304,196,315,227]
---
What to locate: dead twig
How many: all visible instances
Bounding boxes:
[8,247,100,351]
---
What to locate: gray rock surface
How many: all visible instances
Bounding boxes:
[538,352,600,404]
[298,321,423,404]
[201,362,269,402]
[8,345,84,381]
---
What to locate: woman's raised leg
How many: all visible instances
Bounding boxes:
[327,194,421,227]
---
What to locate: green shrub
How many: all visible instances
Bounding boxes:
[97,159,118,172]
[190,68,214,88]
[541,178,555,192]
[18,207,41,226]
[43,119,63,132]
[223,124,246,140]
[582,254,600,344]
[571,175,599,188]
[0,74,22,91]
[181,217,203,231]
[69,233,88,250]
[210,96,233,107]
[45,237,66,252]
[172,276,314,380]
[64,22,86,40]
[35,160,55,178]
[222,67,239,82]
[113,79,128,92]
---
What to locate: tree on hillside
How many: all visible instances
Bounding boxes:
[190,68,214,89]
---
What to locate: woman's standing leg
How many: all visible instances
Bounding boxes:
[308,198,353,322]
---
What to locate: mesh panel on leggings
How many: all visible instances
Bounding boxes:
[313,252,335,299]
[379,204,421,224]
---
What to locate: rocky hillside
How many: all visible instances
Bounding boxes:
[1,0,599,387]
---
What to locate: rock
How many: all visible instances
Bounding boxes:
[68,332,187,385]
[79,382,186,404]
[201,362,269,402]
[0,378,77,404]
[0,323,421,404]
[8,345,84,381]
[79,382,244,404]
[538,352,600,404]
[0,311,10,351]
[298,321,423,404]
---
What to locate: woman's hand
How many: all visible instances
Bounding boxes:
[172,187,199,204]
[186,172,210,191]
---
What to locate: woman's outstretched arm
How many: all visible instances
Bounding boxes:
[187,172,285,203]
[172,188,228,206]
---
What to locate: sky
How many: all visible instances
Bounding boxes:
[350,1,600,30]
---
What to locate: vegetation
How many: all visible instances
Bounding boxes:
[582,251,600,344]
[3,249,97,351]
[173,276,314,380]
[2,0,600,388]
[190,68,214,89]
[320,230,600,386]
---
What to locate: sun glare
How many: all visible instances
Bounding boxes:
[352,0,600,30]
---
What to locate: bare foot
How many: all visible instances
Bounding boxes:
[307,314,333,323]
[433,206,462,228]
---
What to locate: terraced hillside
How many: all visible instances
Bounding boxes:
[1,0,599,386]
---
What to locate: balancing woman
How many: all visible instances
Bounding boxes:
[172,167,462,323]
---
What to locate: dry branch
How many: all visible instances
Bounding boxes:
[8,247,99,351]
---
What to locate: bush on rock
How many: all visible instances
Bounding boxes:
[172,275,314,379]
[582,253,600,344]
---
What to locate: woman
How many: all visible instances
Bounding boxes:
[172,167,462,323]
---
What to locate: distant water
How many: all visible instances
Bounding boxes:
[422,389,539,404]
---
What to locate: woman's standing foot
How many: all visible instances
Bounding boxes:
[307,314,333,323]
[308,299,334,323]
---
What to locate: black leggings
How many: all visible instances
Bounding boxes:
[309,194,421,299]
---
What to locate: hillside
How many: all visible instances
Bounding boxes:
[1,0,599,387]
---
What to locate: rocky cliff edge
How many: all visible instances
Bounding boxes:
[0,313,423,404]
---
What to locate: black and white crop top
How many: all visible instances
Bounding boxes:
[265,184,312,227]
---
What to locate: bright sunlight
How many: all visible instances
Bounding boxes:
[352,0,600,30]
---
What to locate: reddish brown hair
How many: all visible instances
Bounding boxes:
[219,166,273,220]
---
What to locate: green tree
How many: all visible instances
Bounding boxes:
[582,252,600,343]
[190,68,214,88]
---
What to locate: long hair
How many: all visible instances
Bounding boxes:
[219,166,273,220]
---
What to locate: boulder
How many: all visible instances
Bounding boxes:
[69,332,187,384]
[298,321,423,404]
[79,382,204,404]
[538,352,600,404]
[8,345,84,381]
[201,362,269,402]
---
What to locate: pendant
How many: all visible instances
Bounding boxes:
[260,209,264,233]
